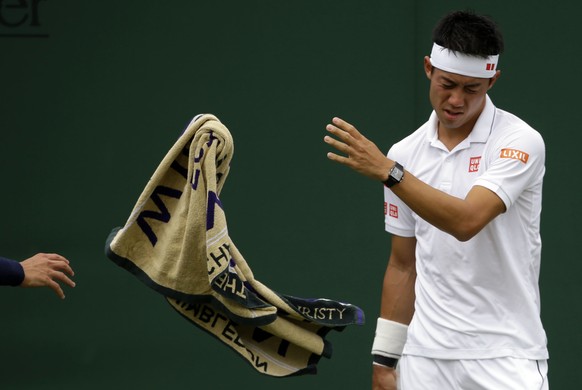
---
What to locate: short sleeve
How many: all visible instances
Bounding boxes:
[384,148,416,237]
[474,126,545,209]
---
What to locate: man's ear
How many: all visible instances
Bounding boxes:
[424,56,433,80]
[488,69,501,89]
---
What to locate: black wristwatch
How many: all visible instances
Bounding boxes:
[383,162,404,188]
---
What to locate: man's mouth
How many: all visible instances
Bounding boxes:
[443,109,463,120]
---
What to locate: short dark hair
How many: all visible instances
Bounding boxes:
[432,10,504,58]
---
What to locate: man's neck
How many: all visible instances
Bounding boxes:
[437,124,473,151]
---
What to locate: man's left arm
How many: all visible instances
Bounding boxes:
[324,117,505,241]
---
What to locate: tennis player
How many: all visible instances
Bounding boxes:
[325,10,548,389]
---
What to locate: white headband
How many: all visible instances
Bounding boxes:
[430,43,499,78]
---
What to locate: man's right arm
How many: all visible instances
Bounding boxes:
[372,235,417,390]
[380,235,417,322]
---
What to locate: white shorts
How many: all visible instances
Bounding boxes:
[398,355,549,390]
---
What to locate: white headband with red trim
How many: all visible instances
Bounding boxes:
[429,43,499,78]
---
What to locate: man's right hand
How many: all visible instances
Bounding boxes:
[372,364,398,390]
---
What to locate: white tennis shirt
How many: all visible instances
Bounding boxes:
[384,95,549,360]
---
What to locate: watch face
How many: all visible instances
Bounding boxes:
[391,167,404,181]
[385,163,404,188]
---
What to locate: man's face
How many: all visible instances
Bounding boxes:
[424,57,500,135]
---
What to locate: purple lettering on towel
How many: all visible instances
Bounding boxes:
[206,191,223,231]
[136,185,182,246]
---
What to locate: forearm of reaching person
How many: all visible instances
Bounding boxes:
[0,256,25,286]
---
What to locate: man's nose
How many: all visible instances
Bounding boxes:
[448,90,464,107]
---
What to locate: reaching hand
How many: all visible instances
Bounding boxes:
[20,253,76,299]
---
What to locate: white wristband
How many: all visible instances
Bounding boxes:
[371,318,408,359]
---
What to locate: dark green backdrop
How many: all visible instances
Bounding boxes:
[1,1,579,388]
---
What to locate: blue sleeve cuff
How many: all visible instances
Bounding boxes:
[0,256,25,286]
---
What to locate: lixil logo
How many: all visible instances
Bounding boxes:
[0,0,48,38]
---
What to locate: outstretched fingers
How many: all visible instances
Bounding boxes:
[48,257,76,293]
[324,117,391,180]
[325,117,356,163]
[47,278,66,299]
[50,256,75,278]
[51,268,76,288]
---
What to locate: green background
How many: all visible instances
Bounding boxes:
[1,0,579,388]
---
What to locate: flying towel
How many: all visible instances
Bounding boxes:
[105,114,364,377]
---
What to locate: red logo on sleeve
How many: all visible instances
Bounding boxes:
[389,204,398,218]
[469,156,481,172]
[500,148,529,164]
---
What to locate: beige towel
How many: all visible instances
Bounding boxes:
[106,114,364,376]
